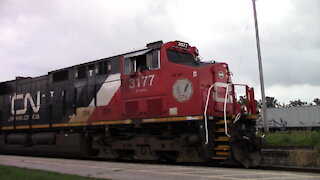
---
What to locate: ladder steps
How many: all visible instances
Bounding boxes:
[212,156,228,160]
[214,145,230,151]
[215,120,232,124]
[215,128,227,132]
[214,136,230,141]
[213,118,233,160]
[216,151,230,156]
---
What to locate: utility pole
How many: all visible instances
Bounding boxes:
[252,0,269,133]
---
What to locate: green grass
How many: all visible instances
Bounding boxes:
[264,131,320,167]
[0,165,103,180]
[265,131,320,149]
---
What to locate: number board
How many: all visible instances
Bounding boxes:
[177,41,189,49]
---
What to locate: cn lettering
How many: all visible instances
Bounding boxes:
[11,91,41,115]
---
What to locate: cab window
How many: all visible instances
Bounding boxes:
[147,50,160,70]
[124,50,160,74]
[124,57,136,74]
[167,50,199,67]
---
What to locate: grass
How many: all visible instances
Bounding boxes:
[264,131,320,167]
[289,149,320,167]
[264,131,320,148]
[0,165,103,180]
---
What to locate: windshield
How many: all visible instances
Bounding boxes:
[167,50,199,66]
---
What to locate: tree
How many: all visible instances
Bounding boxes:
[288,99,307,107]
[257,96,280,108]
[313,98,320,105]
[266,96,280,108]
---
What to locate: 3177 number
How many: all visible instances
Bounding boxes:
[129,75,155,89]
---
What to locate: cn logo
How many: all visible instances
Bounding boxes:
[11,91,41,115]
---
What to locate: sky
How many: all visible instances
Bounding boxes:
[0,0,319,104]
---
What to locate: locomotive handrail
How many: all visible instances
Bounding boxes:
[205,83,233,144]
[204,84,215,144]
[232,84,257,115]
[233,113,242,124]
[224,84,231,137]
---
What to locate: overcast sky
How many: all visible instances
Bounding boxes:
[0,0,319,104]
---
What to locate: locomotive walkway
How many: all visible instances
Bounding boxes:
[0,155,319,180]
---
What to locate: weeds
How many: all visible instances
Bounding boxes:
[265,131,320,167]
[265,131,320,148]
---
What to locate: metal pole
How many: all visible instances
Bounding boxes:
[252,0,269,133]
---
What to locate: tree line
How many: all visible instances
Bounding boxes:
[239,96,320,108]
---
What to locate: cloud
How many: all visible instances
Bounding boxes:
[0,0,181,81]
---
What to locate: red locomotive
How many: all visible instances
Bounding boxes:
[0,40,261,168]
